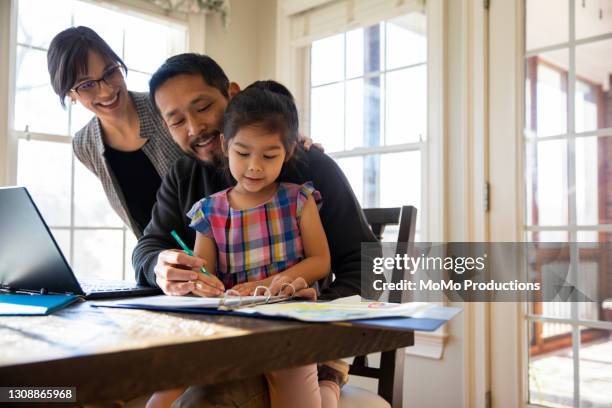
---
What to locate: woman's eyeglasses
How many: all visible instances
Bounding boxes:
[70,65,124,97]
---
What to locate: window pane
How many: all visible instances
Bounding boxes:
[525,139,569,226]
[17,140,72,226]
[575,80,600,134]
[385,66,426,144]
[15,46,69,135]
[536,59,568,137]
[73,1,124,54]
[526,239,572,319]
[577,230,599,242]
[576,136,610,226]
[578,235,612,321]
[124,230,138,282]
[525,52,569,138]
[311,33,344,86]
[346,28,364,79]
[335,157,363,204]
[124,16,182,74]
[528,321,574,407]
[345,78,364,149]
[575,39,612,133]
[70,102,95,135]
[574,257,601,321]
[528,299,572,320]
[125,71,151,93]
[385,12,426,70]
[380,151,420,208]
[576,0,612,40]
[580,328,612,407]
[311,83,344,152]
[526,0,568,51]
[72,230,124,280]
[73,159,123,227]
[17,0,72,49]
[50,228,71,263]
[345,77,384,150]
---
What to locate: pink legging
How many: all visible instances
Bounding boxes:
[265,364,340,408]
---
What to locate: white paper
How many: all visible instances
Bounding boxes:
[238,297,435,322]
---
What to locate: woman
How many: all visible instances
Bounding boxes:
[47,26,183,237]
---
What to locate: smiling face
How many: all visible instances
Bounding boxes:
[225,126,289,195]
[70,51,129,120]
[155,74,235,164]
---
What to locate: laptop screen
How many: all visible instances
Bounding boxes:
[0,187,84,295]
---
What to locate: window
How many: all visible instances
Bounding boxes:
[308,11,426,239]
[14,0,186,281]
[524,1,612,406]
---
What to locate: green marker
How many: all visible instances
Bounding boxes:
[170,230,211,277]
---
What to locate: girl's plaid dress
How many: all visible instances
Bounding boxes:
[187,182,322,289]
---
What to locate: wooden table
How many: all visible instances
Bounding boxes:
[0,299,414,405]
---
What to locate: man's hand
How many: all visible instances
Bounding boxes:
[154,249,225,296]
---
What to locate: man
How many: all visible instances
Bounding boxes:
[133,53,378,300]
[132,53,378,407]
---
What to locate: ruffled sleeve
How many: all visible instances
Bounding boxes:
[186,198,213,237]
[296,181,323,220]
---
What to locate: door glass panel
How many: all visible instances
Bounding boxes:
[575,39,612,133]
[579,328,612,407]
[528,321,574,407]
[525,51,569,138]
[526,0,568,51]
[575,0,612,40]
[525,139,569,227]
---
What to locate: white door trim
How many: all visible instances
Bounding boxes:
[488,0,526,406]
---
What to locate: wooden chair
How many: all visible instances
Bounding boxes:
[339,206,418,408]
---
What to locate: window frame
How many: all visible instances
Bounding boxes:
[304,13,430,240]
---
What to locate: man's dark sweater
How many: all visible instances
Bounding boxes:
[133,147,379,300]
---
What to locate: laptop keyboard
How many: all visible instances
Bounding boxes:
[79,279,141,293]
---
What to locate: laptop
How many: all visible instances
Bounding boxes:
[0,186,161,299]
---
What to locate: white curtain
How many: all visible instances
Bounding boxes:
[281,0,425,47]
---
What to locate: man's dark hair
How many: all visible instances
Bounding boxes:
[222,80,299,153]
[47,26,127,107]
[149,53,230,108]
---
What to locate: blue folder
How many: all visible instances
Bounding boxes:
[349,317,448,332]
[0,294,80,316]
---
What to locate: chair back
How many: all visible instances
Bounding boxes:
[348,205,417,407]
[363,206,417,302]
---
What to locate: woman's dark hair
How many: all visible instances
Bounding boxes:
[47,26,127,107]
[223,80,299,154]
[149,53,230,110]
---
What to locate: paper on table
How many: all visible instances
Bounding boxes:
[239,295,435,322]
[95,294,275,309]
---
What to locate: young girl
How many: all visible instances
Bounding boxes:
[147,81,348,408]
[196,80,346,408]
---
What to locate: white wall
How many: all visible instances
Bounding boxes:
[402,0,470,403]
[203,0,277,87]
